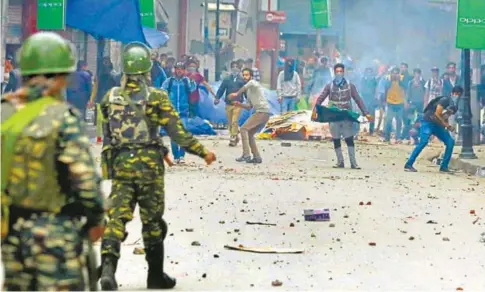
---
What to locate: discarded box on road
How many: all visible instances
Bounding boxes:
[303,208,330,221]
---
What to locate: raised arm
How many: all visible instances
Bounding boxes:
[152,90,208,158]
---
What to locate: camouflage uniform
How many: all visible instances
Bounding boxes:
[99,42,209,290]
[1,32,105,291]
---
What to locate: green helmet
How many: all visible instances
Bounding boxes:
[122,42,152,75]
[18,32,76,76]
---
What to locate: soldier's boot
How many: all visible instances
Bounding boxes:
[146,242,176,289]
[97,232,128,280]
[100,254,118,291]
[348,146,361,169]
[333,147,345,168]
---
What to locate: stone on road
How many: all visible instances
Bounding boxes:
[94,138,484,291]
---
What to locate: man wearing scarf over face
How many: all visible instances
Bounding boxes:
[314,63,373,169]
[277,58,302,113]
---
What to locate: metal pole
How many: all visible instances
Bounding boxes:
[459,49,477,159]
[316,29,321,54]
[203,0,209,80]
[471,49,481,145]
[1,0,8,74]
[215,0,221,81]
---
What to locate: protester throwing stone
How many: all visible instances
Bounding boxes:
[229,68,271,164]
[404,85,462,173]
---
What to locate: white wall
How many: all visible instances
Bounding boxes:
[233,0,258,61]
[156,0,179,56]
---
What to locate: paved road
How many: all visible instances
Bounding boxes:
[89,137,484,291]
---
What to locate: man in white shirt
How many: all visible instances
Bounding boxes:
[229,68,271,164]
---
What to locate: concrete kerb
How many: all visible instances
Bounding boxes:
[449,156,485,177]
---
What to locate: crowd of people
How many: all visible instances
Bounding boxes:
[301,54,465,172]
[0,30,481,292]
[286,53,465,140]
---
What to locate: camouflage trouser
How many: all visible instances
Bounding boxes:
[2,214,86,291]
[101,177,165,258]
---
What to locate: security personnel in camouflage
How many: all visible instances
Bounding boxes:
[1,32,105,290]
[99,42,216,290]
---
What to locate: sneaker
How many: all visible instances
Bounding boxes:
[174,159,180,165]
[236,155,251,162]
[179,157,186,164]
[404,165,417,172]
[247,157,262,164]
[333,163,345,168]
[439,168,454,174]
[351,164,361,170]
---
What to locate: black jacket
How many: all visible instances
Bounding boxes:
[216,74,246,105]
[4,69,21,93]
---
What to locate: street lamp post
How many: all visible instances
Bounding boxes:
[459,48,477,159]
[203,0,209,80]
[215,0,221,81]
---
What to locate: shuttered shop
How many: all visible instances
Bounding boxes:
[6,4,22,44]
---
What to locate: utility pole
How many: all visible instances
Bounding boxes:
[471,49,481,145]
[459,49,477,159]
[215,0,221,81]
[315,29,322,54]
[203,0,209,80]
[1,0,8,76]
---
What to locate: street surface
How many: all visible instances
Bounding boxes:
[91,137,484,291]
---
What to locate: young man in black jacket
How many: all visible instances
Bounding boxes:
[405,86,463,173]
[215,61,246,146]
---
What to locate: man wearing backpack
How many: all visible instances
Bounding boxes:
[404,86,463,173]
[161,62,197,164]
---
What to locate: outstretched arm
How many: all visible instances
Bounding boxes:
[151,90,209,158]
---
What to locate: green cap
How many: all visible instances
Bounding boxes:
[18,32,76,76]
[122,42,152,75]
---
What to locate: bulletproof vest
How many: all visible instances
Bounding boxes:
[106,87,159,146]
[1,100,69,213]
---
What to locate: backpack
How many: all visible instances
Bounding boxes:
[423,95,445,113]
[167,77,191,97]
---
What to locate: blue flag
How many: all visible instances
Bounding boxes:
[66,0,147,44]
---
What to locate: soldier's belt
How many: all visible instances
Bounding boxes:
[111,141,164,151]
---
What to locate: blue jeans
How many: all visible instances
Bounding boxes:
[281,96,297,113]
[405,121,455,170]
[169,117,188,160]
[384,103,405,141]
